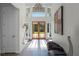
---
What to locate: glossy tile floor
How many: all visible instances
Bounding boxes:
[1,39,66,56]
[20,40,48,56]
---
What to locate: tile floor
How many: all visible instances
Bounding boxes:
[1,39,66,56]
[20,39,48,56]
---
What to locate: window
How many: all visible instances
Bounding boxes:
[32,12,46,17]
[47,8,51,17]
[40,22,45,32]
[34,24,38,32]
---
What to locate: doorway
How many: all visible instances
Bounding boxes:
[32,21,46,39]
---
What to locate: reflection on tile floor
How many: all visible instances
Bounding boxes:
[20,40,48,56]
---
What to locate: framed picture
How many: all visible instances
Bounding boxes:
[54,6,63,35]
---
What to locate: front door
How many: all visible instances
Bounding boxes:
[32,21,46,39]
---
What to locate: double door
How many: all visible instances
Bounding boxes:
[32,21,46,39]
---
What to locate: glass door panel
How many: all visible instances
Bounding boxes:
[39,22,45,39]
[32,22,38,39]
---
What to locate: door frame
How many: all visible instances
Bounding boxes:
[32,21,46,39]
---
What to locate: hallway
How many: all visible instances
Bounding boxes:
[1,3,79,56]
[20,40,48,56]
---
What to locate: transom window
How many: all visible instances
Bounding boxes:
[32,12,46,17]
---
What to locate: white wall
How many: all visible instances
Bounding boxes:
[12,4,28,52]
[63,3,79,55]
[19,7,27,52]
[51,3,79,56]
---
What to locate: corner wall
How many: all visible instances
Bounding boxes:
[19,7,27,52]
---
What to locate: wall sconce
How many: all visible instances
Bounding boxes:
[23,23,28,31]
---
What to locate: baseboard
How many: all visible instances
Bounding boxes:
[1,50,20,54]
[1,52,19,56]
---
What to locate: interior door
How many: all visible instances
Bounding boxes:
[1,6,19,53]
[32,21,46,39]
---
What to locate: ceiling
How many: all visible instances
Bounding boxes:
[25,3,53,7]
[12,3,55,8]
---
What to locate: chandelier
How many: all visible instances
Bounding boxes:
[33,3,45,12]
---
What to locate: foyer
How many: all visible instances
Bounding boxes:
[1,3,79,56]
